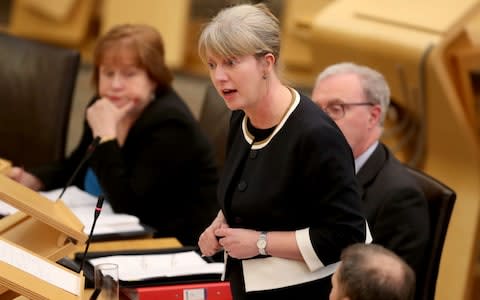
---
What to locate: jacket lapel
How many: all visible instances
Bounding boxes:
[356,143,388,197]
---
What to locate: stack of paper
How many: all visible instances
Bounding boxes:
[42,186,145,235]
[89,251,224,282]
[0,186,144,236]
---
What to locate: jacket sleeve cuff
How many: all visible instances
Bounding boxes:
[295,228,325,271]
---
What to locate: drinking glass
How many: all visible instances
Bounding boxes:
[94,263,119,300]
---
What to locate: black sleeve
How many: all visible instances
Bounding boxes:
[301,124,367,265]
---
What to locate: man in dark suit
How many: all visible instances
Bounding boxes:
[312,62,429,277]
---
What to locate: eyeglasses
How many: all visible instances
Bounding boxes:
[322,101,374,120]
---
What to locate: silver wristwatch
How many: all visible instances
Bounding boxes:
[256,231,268,255]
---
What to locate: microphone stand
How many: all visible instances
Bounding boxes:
[57,136,101,201]
[79,194,105,274]
[77,194,105,300]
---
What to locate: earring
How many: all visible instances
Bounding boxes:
[262,74,267,80]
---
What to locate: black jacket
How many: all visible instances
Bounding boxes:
[219,90,366,297]
[357,142,429,274]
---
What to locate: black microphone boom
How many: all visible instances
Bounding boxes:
[79,194,105,274]
[57,136,101,201]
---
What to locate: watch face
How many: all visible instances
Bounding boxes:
[257,239,267,248]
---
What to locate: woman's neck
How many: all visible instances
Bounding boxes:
[246,83,293,129]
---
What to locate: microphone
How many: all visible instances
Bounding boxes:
[57,136,101,201]
[79,194,105,274]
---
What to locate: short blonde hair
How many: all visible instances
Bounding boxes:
[198,3,280,64]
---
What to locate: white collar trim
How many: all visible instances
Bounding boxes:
[241,88,300,150]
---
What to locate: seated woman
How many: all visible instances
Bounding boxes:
[7,24,219,246]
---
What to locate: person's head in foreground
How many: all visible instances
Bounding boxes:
[330,243,415,300]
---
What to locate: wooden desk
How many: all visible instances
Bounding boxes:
[73,237,181,257]
[81,237,182,300]
[13,237,182,300]
[15,238,182,300]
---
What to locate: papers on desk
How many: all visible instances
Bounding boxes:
[88,250,224,282]
[44,186,145,235]
[0,239,80,295]
[0,186,144,236]
[42,186,145,235]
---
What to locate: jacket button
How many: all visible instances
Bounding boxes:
[237,181,247,191]
[249,150,258,159]
[234,216,243,224]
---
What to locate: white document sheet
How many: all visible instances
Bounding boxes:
[0,239,80,295]
[41,186,99,208]
[89,251,225,282]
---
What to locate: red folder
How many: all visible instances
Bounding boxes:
[121,281,232,300]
